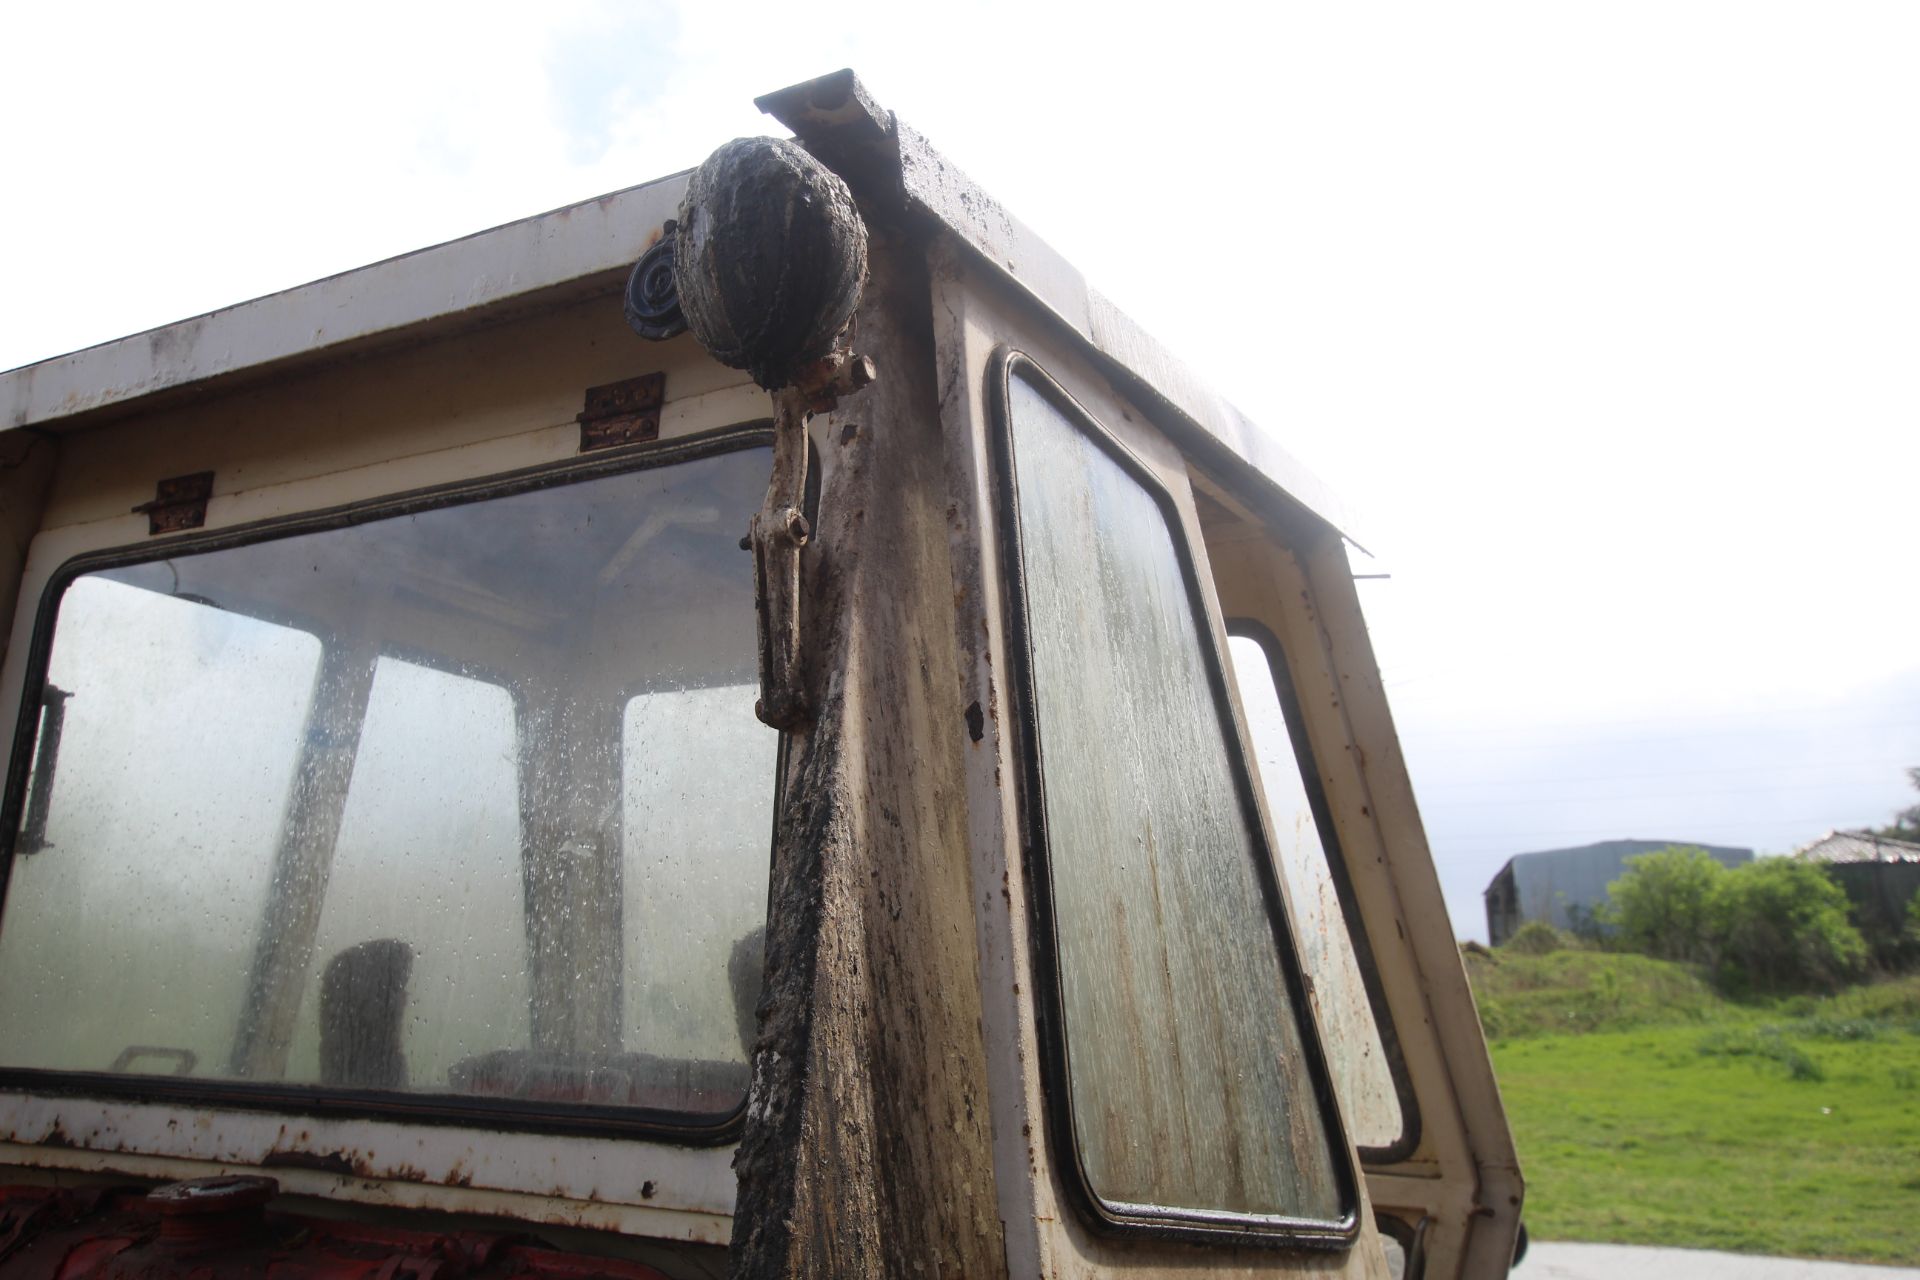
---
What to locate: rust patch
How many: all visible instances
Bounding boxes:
[576,372,665,452]
[261,1149,355,1177]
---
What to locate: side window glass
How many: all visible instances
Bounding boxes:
[0,576,319,1075]
[1229,627,1415,1158]
[998,357,1357,1241]
[281,657,528,1091]
[0,442,775,1131]
[620,682,776,1104]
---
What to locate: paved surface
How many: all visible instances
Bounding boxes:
[1521,1242,1920,1278]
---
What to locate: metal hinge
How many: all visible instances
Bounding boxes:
[577,372,665,451]
[131,471,214,534]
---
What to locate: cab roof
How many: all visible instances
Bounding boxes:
[0,71,1359,548]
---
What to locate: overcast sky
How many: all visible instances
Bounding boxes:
[4,1,1916,937]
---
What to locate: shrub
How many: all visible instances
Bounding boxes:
[1782,1014,1883,1042]
[1820,972,1920,1026]
[1603,846,1726,963]
[1504,921,1573,955]
[1603,850,1870,994]
[1708,859,1867,996]
[1696,1026,1824,1081]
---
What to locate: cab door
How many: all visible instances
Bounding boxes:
[932,247,1519,1280]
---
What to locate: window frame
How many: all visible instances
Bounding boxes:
[1226,618,1423,1165]
[986,348,1361,1249]
[0,423,776,1146]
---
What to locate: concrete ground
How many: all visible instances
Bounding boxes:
[1521,1242,1920,1278]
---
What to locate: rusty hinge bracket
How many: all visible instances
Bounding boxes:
[577,372,665,452]
[131,471,214,534]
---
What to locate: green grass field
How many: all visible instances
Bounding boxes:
[1468,949,1920,1264]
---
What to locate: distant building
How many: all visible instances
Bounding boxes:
[1483,838,1753,946]
[1795,830,1920,952]
[1795,829,1920,865]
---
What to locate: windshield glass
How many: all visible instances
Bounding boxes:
[0,444,776,1123]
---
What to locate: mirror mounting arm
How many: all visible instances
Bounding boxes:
[752,352,875,730]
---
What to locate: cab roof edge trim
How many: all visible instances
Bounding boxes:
[0,173,690,434]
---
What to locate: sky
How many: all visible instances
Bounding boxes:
[3,1,1917,938]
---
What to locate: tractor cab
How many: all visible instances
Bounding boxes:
[0,71,1520,1280]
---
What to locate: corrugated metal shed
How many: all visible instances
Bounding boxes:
[1483,838,1753,945]
[1794,830,1920,864]
[1796,831,1920,955]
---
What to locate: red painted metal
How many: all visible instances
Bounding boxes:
[0,1178,677,1279]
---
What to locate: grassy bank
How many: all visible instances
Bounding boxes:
[1469,950,1920,1263]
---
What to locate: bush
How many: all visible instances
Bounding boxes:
[1603,850,1869,994]
[1603,846,1726,963]
[1503,921,1573,955]
[1696,1026,1825,1081]
[1708,858,1866,996]
[1819,972,1920,1026]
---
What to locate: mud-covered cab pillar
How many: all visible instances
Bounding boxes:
[648,132,1006,1277]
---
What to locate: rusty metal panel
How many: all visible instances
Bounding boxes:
[0,1176,678,1278]
[0,1093,737,1239]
